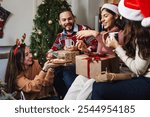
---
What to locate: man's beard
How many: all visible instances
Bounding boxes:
[64,23,74,33]
[65,28,73,32]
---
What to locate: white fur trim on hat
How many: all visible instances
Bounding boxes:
[118,0,144,21]
[101,3,119,15]
[142,17,150,27]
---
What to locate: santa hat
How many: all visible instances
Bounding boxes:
[118,0,150,27]
[101,3,119,15]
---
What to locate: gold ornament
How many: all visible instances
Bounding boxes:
[37,30,42,35]
[48,20,52,24]
[34,52,37,57]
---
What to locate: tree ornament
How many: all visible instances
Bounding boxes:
[37,30,42,35]
[42,57,45,60]
[34,52,38,57]
[48,20,52,24]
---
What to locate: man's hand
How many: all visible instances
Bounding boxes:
[76,40,88,52]
[46,52,54,60]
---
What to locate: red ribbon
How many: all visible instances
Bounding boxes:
[83,54,101,79]
[13,47,19,56]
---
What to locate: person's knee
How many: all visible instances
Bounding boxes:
[92,82,106,99]
[92,82,101,94]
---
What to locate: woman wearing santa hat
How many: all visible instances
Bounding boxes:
[76,3,125,55]
[92,0,150,100]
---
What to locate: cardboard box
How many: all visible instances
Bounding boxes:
[75,54,118,79]
[55,50,79,63]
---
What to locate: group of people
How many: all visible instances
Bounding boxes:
[5,0,150,100]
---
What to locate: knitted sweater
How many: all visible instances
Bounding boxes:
[16,60,55,100]
[115,46,150,77]
[51,24,97,52]
[96,27,124,55]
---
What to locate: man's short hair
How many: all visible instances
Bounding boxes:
[58,8,75,19]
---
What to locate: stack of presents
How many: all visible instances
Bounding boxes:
[50,49,119,80]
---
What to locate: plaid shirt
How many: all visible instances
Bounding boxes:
[51,24,97,51]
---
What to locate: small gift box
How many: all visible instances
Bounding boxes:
[75,54,118,79]
[54,50,79,64]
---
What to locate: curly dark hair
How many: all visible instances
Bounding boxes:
[123,19,150,59]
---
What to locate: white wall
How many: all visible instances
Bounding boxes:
[0,0,37,46]
[71,0,104,29]
[71,0,88,26]
[0,59,8,81]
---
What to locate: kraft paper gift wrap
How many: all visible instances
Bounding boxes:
[76,54,119,79]
[55,50,79,63]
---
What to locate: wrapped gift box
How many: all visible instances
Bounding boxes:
[76,54,119,79]
[55,50,79,63]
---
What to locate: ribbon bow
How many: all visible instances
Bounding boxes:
[83,53,104,78]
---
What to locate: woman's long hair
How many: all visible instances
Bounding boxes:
[5,44,26,93]
[123,19,150,59]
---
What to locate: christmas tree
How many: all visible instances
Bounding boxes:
[30,0,71,65]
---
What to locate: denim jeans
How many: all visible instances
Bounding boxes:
[91,76,150,100]
[54,64,77,99]
[63,64,77,88]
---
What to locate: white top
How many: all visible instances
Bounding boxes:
[115,46,150,77]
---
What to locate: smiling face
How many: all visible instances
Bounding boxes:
[24,46,33,67]
[59,11,75,32]
[101,9,118,31]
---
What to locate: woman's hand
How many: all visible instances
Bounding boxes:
[42,61,54,72]
[76,30,99,39]
[95,72,115,82]
[103,35,120,49]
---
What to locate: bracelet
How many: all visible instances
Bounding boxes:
[42,69,47,72]
[109,73,116,81]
